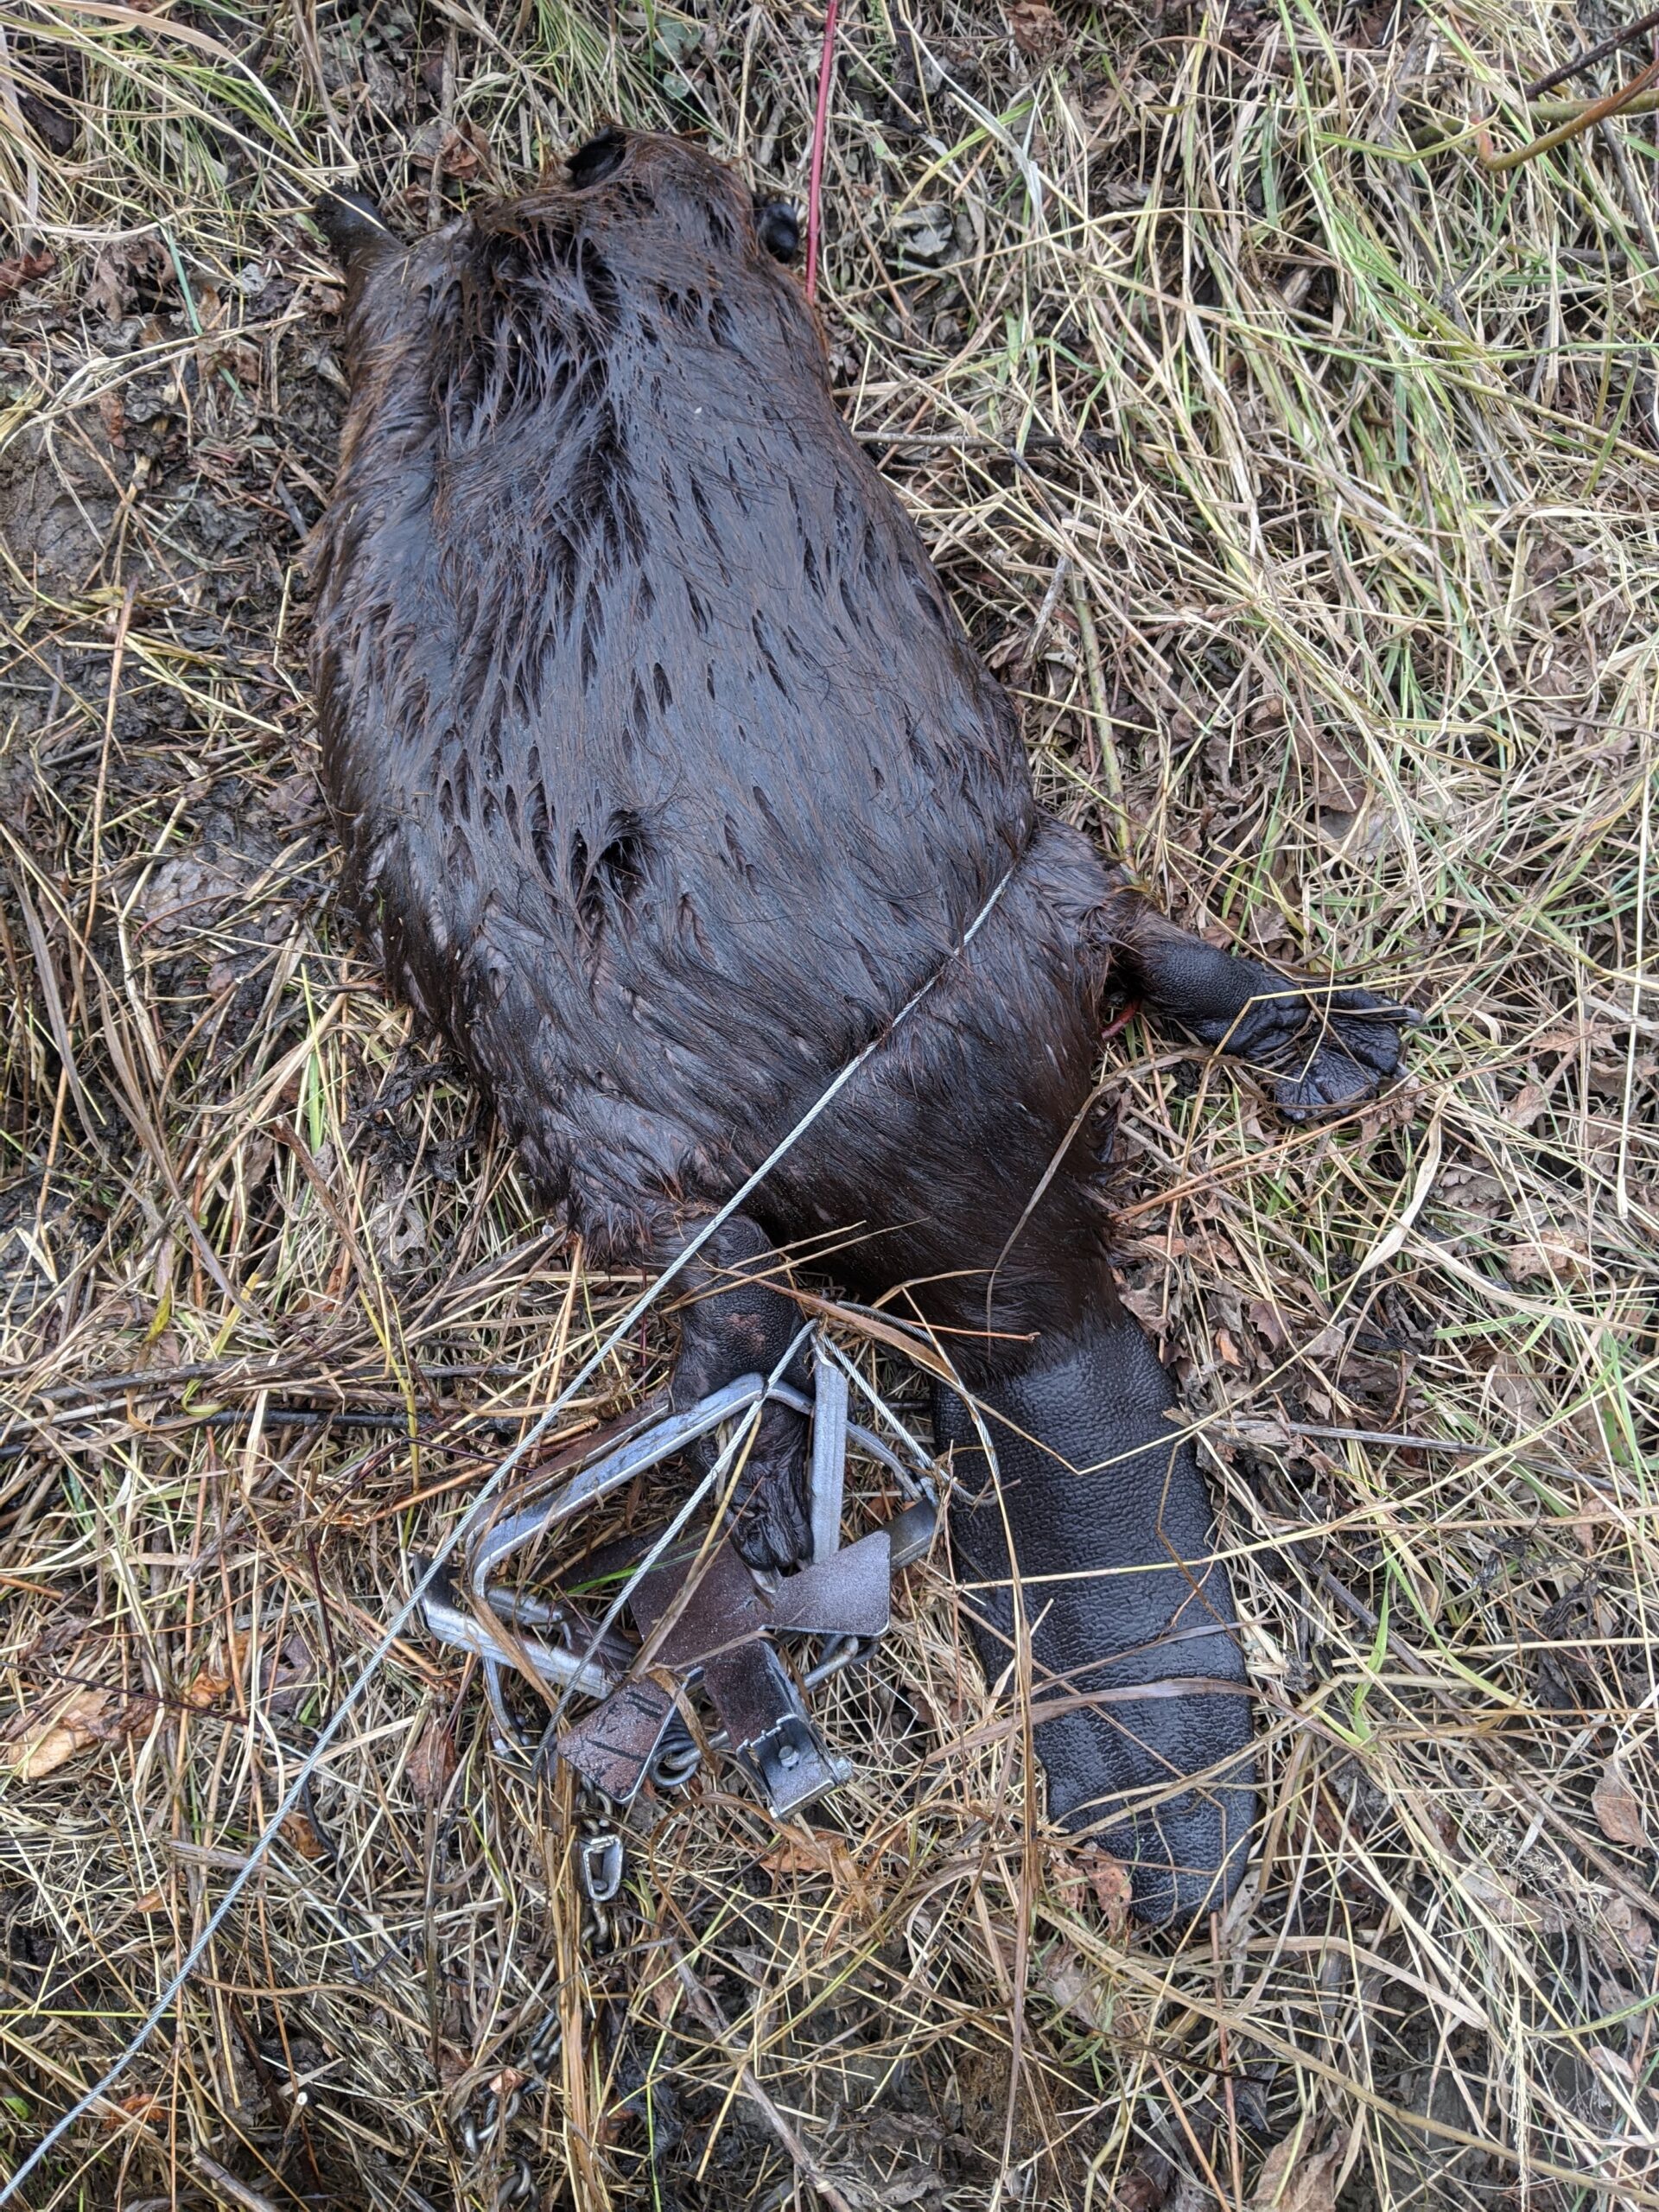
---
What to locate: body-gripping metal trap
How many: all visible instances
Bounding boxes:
[416,1335,937,1820]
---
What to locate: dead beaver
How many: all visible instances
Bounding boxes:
[311,127,1412,1923]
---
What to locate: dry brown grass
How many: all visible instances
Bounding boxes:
[1,0,1656,2205]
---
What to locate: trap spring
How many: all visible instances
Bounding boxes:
[416,1334,936,1818]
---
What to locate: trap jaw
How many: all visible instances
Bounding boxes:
[418,1336,936,1819]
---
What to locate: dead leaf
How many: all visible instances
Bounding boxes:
[1294,724,1368,813]
[1249,1298,1289,1351]
[280,1810,327,1860]
[1592,1758,1649,1848]
[101,2091,162,2131]
[409,1713,457,1808]
[1048,1844,1135,1931]
[96,386,126,448]
[1115,2165,1173,2212]
[1503,1079,1550,1128]
[442,130,481,179]
[184,1630,247,1709]
[0,249,55,304]
[183,1668,232,1711]
[877,2177,936,2208]
[1599,1893,1654,1959]
[1002,0,1066,57]
[1250,2133,1343,2211]
[1039,1945,1109,2031]
[1460,1863,1566,1931]
[133,849,263,947]
[760,1830,851,1882]
[1120,1284,1168,1332]
[1077,1846,1134,1933]
[1535,1023,1612,1054]
[1507,1230,1593,1282]
[1484,1353,1545,1428]
[1230,1414,1291,1448]
[18,90,75,155]
[86,236,170,321]
[4,1688,111,1780]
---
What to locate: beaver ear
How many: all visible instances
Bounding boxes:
[754,200,800,264]
[568,126,628,189]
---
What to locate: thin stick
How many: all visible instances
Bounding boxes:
[805,0,841,299]
[1523,3,1659,99]
[195,2154,281,2212]
[1475,55,1659,170]
[1530,86,1659,118]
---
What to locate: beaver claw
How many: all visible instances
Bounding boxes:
[675,1364,812,1573]
[722,1418,813,1572]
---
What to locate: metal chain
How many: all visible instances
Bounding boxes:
[453,1787,623,2209]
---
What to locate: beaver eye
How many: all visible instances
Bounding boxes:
[754,200,800,264]
[569,126,627,188]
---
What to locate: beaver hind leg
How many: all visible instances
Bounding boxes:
[934,1312,1256,1927]
[1097,879,1417,1119]
[669,1216,813,1572]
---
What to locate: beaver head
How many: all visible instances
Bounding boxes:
[321,126,827,484]
[313,125,807,344]
[565,124,799,264]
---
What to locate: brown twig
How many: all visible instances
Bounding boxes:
[1523,3,1659,99]
[805,0,842,299]
[1475,54,1659,169]
[194,2155,282,2212]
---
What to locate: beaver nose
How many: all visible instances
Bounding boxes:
[313,188,391,265]
[568,125,628,189]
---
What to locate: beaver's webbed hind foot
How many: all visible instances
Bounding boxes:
[670,1216,812,1572]
[1096,882,1416,1119]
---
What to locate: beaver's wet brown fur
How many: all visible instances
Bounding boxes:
[312,129,1411,1923]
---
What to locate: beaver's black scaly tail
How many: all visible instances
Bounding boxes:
[935,1314,1256,1929]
